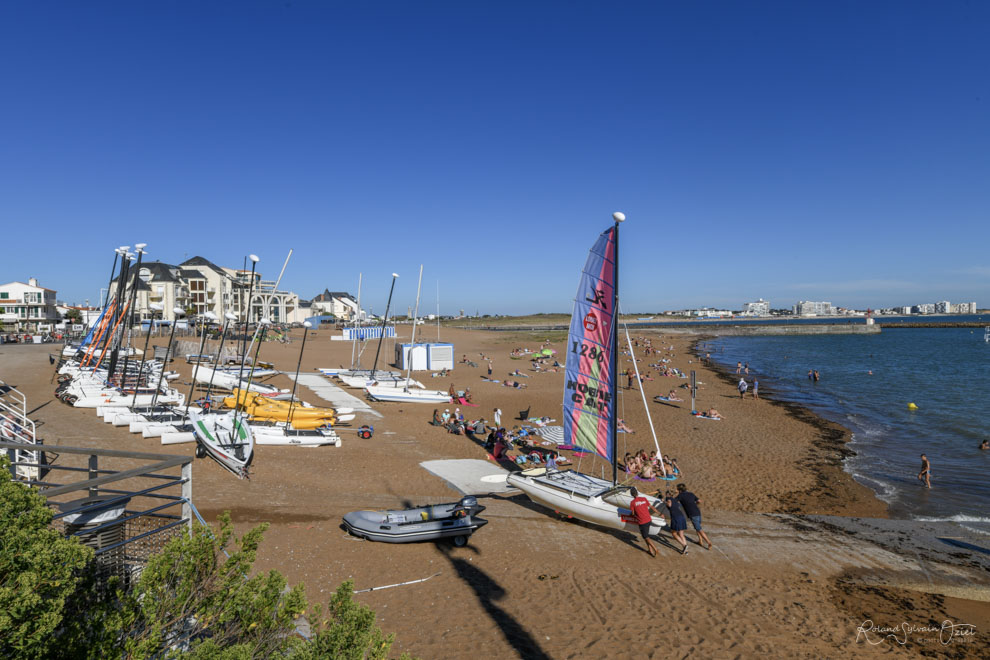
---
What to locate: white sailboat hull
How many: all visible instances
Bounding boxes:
[252,426,341,447]
[189,411,254,479]
[506,470,666,537]
[193,366,291,399]
[338,374,422,389]
[364,386,450,403]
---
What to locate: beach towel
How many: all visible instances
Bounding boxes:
[692,413,721,421]
[457,398,479,407]
[480,377,501,383]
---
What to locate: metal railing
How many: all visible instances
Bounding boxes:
[0,382,39,480]
[2,441,193,585]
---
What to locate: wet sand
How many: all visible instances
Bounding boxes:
[3,327,989,658]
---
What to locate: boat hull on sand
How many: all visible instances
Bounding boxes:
[343,496,487,545]
[189,411,254,478]
[506,469,665,536]
[364,386,449,404]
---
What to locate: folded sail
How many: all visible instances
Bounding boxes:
[563,227,616,462]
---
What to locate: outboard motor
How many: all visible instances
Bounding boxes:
[458,496,484,517]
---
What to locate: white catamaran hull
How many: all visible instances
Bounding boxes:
[364,385,450,404]
[192,366,291,399]
[189,411,254,478]
[337,374,423,389]
[506,470,666,537]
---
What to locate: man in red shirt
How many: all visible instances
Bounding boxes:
[628,487,662,557]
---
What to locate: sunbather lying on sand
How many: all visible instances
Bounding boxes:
[503,380,528,389]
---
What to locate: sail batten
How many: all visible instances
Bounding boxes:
[562,227,617,462]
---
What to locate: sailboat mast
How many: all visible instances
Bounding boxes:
[351,272,362,369]
[610,212,624,485]
[403,265,423,391]
[285,321,312,426]
[369,273,398,381]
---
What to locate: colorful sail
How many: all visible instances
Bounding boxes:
[78,304,109,349]
[562,226,616,461]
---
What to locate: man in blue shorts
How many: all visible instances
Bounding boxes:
[628,487,662,557]
[675,483,712,550]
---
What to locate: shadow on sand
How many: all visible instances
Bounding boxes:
[434,540,551,660]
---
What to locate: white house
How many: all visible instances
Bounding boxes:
[310,290,360,320]
[0,279,59,332]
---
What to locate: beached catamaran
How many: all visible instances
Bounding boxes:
[507,214,666,535]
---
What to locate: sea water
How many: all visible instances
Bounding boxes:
[703,328,990,527]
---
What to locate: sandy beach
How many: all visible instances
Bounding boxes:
[4,326,989,658]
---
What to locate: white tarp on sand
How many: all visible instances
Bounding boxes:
[287,373,382,418]
[420,459,514,496]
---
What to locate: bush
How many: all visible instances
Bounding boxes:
[1,458,409,658]
[0,458,93,659]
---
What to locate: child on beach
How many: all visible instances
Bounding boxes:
[918,454,931,489]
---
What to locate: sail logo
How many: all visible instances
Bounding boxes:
[566,378,612,413]
[585,287,607,310]
[583,313,598,332]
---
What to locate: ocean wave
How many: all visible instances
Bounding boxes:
[960,524,990,537]
[848,471,899,503]
[912,514,990,524]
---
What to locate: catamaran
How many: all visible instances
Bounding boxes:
[364,265,451,404]
[507,214,667,536]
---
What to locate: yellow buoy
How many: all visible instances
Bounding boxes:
[907,403,918,410]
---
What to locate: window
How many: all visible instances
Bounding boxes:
[0,292,7,298]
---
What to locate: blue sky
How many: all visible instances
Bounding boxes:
[1,2,987,314]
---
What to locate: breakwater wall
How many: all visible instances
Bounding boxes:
[455,324,881,336]
[656,324,881,336]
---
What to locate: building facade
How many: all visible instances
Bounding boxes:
[107,256,301,325]
[792,300,833,316]
[0,279,59,332]
[742,299,770,316]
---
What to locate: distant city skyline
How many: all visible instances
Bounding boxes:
[2,3,988,314]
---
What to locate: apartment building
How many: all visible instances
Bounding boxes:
[0,279,60,331]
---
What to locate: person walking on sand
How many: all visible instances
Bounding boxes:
[675,483,712,550]
[918,454,931,489]
[628,487,662,557]
[663,490,690,554]
[736,362,742,374]
[752,379,759,399]
[487,360,493,377]
[494,408,502,427]
[738,378,748,399]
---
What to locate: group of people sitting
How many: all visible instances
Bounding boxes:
[623,449,681,480]
[430,408,486,435]
[447,385,473,402]
[484,426,571,469]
